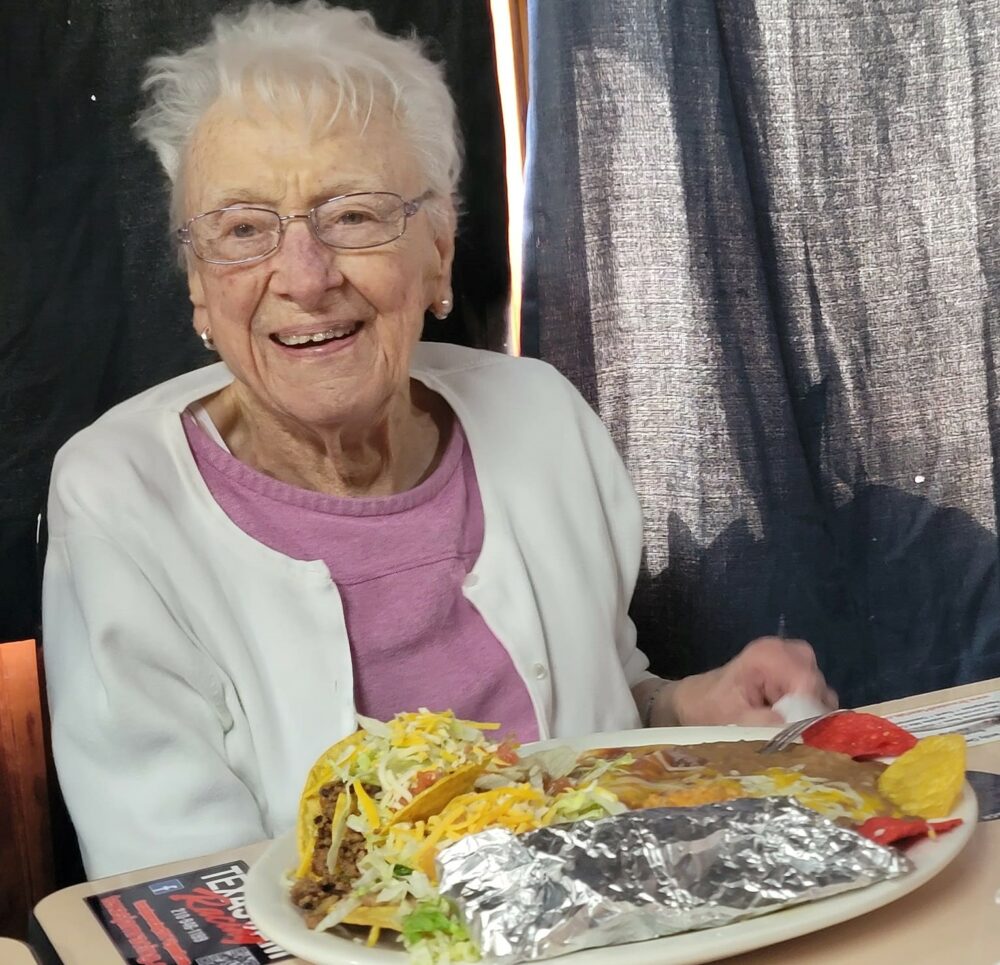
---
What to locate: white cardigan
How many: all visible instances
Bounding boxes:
[43,343,650,878]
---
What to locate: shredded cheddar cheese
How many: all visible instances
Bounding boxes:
[353,779,381,830]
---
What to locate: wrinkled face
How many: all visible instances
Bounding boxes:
[183,97,454,430]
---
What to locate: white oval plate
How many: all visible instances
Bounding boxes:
[244,725,977,965]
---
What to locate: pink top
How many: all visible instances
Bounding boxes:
[182,410,539,742]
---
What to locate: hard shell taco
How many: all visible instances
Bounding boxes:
[288,709,625,960]
[289,709,516,931]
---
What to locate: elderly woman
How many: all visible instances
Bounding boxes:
[42,1,835,879]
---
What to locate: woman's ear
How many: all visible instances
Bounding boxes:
[188,266,209,337]
[427,230,456,320]
[430,204,457,291]
[433,225,456,286]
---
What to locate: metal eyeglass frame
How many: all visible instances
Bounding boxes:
[176,189,433,266]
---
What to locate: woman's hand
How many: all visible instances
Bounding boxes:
[648,637,838,727]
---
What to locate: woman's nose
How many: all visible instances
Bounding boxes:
[267,219,344,306]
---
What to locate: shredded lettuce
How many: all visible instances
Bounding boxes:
[546,782,627,823]
[329,710,504,819]
[402,900,479,964]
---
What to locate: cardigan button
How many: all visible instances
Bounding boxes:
[533,662,548,680]
[462,573,480,589]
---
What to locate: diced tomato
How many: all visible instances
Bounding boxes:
[409,769,442,796]
[546,777,572,795]
[856,815,964,846]
[802,712,918,759]
[495,740,520,765]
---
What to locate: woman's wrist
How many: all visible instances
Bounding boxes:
[638,677,682,727]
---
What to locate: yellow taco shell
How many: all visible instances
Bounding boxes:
[296,729,366,877]
[342,904,406,932]
[392,763,486,825]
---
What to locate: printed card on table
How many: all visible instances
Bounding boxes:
[86,861,290,965]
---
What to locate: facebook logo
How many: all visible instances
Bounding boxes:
[148,878,185,895]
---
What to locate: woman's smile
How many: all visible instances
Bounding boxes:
[268,319,365,355]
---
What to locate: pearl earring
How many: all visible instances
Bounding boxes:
[433,296,453,321]
[200,329,216,351]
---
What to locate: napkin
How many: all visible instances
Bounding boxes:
[773,693,830,723]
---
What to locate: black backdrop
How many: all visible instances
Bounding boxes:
[0,0,509,647]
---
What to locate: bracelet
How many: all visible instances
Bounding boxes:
[641,679,674,728]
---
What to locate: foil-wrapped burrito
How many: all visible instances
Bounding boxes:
[436,797,912,963]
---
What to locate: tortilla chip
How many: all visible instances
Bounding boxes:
[393,763,486,825]
[802,712,917,759]
[343,904,405,932]
[856,815,964,846]
[878,734,967,818]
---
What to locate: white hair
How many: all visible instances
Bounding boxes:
[135,1,461,230]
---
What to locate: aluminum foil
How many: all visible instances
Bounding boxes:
[436,797,912,964]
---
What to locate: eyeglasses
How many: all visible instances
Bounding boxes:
[176,190,432,265]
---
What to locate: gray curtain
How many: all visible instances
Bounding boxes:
[523,0,1000,707]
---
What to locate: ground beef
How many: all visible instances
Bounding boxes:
[291,779,378,920]
[308,780,345,879]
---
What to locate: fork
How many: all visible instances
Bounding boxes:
[758,709,844,754]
